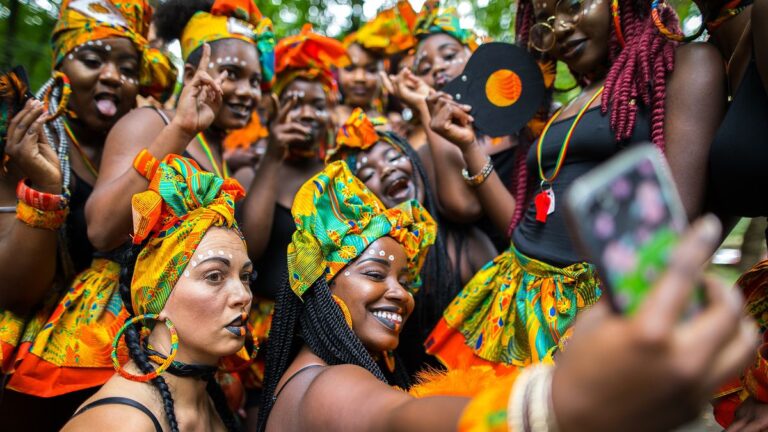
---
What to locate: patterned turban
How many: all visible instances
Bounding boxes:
[343,0,418,57]
[180,0,276,91]
[273,24,348,96]
[52,0,177,101]
[287,160,436,298]
[130,155,245,316]
[325,107,398,168]
[413,0,480,51]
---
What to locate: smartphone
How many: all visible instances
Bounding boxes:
[564,144,688,314]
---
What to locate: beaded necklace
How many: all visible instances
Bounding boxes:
[534,86,605,223]
[62,118,99,178]
[196,132,229,178]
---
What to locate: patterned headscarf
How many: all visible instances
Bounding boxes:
[180,0,275,91]
[413,0,479,51]
[52,0,177,101]
[325,107,395,168]
[288,161,436,298]
[273,24,348,96]
[130,154,245,316]
[343,0,418,57]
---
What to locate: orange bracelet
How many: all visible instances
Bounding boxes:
[133,149,160,181]
[16,200,69,230]
[16,179,68,211]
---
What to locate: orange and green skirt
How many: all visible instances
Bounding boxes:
[0,258,128,397]
[425,243,601,372]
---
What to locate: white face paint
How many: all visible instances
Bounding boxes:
[185,270,191,277]
[218,250,224,255]
[388,255,395,261]
[191,260,198,267]
[378,251,386,257]
[344,271,351,276]
[369,249,375,255]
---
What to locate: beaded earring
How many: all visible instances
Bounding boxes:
[112,313,179,382]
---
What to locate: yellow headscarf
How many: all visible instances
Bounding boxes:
[130,154,245,316]
[52,0,177,101]
[343,1,418,57]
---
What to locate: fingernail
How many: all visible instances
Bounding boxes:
[697,214,720,243]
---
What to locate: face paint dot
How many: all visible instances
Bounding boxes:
[218,250,224,255]
[68,54,74,60]
[185,270,190,277]
[105,45,112,51]
[208,250,214,256]
[379,251,386,257]
[96,40,103,46]
[198,254,204,259]
[228,254,233,259]
[344,271,351,276]
[369,249,375,255]
[209,62,215,69]
[216,58,222,64]
[388,255,395,261]
[240,60,246,66]
[191,260,197,267]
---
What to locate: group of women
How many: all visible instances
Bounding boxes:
[0,0,766,430]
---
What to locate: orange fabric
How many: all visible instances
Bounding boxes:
[425,318,518,376]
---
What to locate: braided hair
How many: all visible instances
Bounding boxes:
[117,245,240,432]
[257,273,411,432]
[514,0,680,151]
[153,0,220,68]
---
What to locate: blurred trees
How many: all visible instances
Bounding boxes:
[2,0,698,91]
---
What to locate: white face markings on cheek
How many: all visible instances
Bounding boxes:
[388,255,395,261]
[344,270,351,276]
[360,156,368,165]
[105,44,112,52]
[68,54,74,60]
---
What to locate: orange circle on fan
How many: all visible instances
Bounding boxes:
[485,69,522,107]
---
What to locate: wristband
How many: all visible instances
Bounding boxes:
[16,200,68,229]
[133,148,160,181]
[462,155,494,187]
[16,178,68,211]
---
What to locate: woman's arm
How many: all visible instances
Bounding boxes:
[427,93,517,233]
[0,100,62,312]
[86,45,224,251]
[664,42,727,220]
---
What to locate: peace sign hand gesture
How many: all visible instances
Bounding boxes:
[171,44,226,137]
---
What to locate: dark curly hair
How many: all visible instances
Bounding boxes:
[117,245,240,432]
[153,0,223,67]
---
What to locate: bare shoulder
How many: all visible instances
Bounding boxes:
[61,377,165,432]
[672,42,725,81]
[103,107,170,154]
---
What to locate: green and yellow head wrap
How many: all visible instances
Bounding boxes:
[413,0,479,51]
[130,154,245,316]
[287,161,436,298]
[180,0,275,90]
[52,0,177,101]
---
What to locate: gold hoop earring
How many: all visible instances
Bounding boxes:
[332,294,353,328]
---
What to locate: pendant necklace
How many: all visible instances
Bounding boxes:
[534,85,605,223]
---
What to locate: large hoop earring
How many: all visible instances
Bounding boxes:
[41,71,72,122]
[332,294,353,328]
[651,0,706,42]
[112,313,179,382]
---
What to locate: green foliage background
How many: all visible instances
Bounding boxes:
[0,0,699,92]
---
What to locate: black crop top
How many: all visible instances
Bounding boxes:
[513,106,651,266]
[708,58,768,218]
[66,171,96,274]
[252,204,294,299]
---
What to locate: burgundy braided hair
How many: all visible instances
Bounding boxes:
[507,0,680,234]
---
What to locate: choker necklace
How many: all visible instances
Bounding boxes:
[145,346,217,381]
[534,86,605,224]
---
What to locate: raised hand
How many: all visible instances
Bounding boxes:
[5,99,62,193]
[552,216,758,432]
[172,44,225,137]
[265,92,312,160]
[380,68,433,112]
[426,92,476,152]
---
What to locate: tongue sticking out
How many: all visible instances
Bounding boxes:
[96,99,117,117]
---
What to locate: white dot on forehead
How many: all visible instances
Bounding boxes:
[218,250,224,255]
[191,260,197,267]
[344,271,351,276]
[388,255,395,261]
[105,45,112,51]
[360,156,368,165]
[368,249,375,255]
[228,254,233,259]
[68,54,74,60]
[198,254,204,259]
[208,250,214,256]
[379,251,386,257]
[185,270,190,277]
[240,60,246,66]
[96,40,103,46]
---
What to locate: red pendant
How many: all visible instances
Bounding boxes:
[535,190,552,223]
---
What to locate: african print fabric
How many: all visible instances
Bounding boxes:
[180,0,275,90]
[426,242,601,369]
[273,24,347,96]
[343,0,417,56]
[52,0,176,101]
[287,160,436,298]
[413,0,479,51]
[2,258,130,397]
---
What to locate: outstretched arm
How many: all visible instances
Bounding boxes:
[86,44,225,251]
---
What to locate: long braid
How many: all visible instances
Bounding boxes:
[508,139,532,234]
[258,276,410,432]
[118,246,181,432]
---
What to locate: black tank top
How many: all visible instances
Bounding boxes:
[475,146,518,252]
[708,58,768,217]
[513,106,652,266]
[252,204,294,299]
[65,171,95,274]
